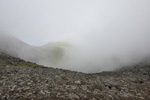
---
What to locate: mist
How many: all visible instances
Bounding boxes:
[0,0,150,73]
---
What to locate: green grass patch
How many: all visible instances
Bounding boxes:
[18,62,37,67]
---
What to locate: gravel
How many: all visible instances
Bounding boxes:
[0,52,150,100]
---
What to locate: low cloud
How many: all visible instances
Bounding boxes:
[0,0,150,73]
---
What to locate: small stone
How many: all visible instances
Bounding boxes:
[71,85,77,90]
[2,96,7,100]
[90,98,96,100]
[69,93,79,100]
[40,90,45,95]
[139,97,144,100]
[27,92,32,96]
[44,90,50,94]
[93,89,100,94]
[27,82,32,85]
[104,79,118,88]
[75,80,81,84]
[11,85,17,92]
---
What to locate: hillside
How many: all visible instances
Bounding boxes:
[0,52,150,100]
[0,33,68,68]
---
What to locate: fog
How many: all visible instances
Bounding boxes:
[0,0,150,73]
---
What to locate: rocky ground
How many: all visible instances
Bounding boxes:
[0,52,150,100]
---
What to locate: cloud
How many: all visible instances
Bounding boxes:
[0,0,150,73]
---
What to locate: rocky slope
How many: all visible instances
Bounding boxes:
[0,52,150,100]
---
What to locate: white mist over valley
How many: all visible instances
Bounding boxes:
[0,0,150,73]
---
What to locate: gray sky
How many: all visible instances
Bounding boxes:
[0,0,150,72]
[0,0,149,45]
